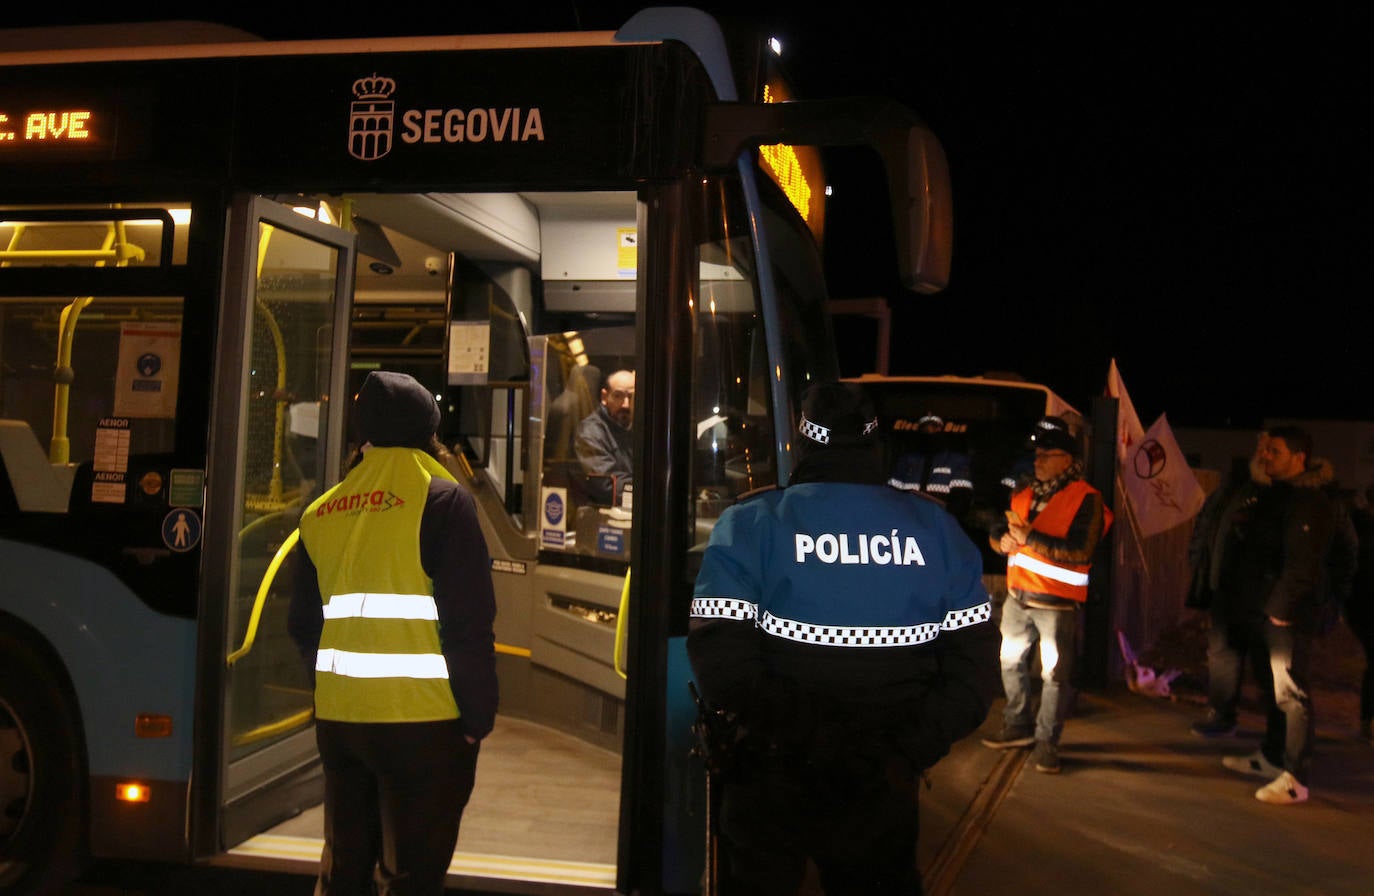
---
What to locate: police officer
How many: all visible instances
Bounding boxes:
[289,370,498,896]
[687,381,1000,896]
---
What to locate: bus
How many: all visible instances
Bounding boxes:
[845,373,1084,586]
[0,9,952,895]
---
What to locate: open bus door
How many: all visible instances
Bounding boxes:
[196,196,355,853]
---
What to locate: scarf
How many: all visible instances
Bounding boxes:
[1028,460,1083,514]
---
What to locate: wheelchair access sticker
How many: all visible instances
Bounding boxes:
[162,508,202,552]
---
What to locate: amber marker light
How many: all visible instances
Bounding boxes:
[134,713,173,738]
[116,782,151,803]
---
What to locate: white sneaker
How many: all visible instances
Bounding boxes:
[1222,750,1282,779]
[1255,771,1309,805]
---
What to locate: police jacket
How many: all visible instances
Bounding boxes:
[687,480,1001,770]
[1214,462,1336,631]
[289,447,498,738]
[1003,480,1112,604]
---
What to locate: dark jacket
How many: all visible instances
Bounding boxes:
[1214,459,1336,631]
[1187,461,1267,611]
[574,404,633,505]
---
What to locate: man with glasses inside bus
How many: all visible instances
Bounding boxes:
[982,415,1111,773]
[575,368,635,507]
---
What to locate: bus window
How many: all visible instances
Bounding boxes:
[535,327,635,562]
[0,204,190,517]
[689,172,841,548]
[0,294,183,513]
[0,203,189,268]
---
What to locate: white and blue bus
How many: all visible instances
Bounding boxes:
[0,9,951,894]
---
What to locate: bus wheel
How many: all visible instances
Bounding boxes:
[0,630,85,894]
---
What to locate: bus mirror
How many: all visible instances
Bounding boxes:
[703,98,954,295]
[881,124,953,295]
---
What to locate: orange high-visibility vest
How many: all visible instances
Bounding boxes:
[1006,480,1112,602]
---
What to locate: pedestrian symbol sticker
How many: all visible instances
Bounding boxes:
[163,508,201,552]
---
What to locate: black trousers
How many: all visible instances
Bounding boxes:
[315,718,480,896]
[716,737,922,896]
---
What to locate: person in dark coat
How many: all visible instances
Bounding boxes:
[574,368,635,506]
[1189,434,1270,736]
[1209,424,1336,804]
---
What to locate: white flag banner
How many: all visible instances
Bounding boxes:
[1106,358,1146,464]
[1124,413,1206,538]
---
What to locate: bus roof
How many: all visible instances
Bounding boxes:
[0,22,623,65]
[844,373,1081,419]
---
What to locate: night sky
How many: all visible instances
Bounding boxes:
[7,5,1362,428]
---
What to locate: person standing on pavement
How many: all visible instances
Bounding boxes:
[1348,483,1374,745]
[289,370,498,895]
[982,415,1112,774]
[1188,433,1271,737]
[1213,424,1336,804]
[687,381,1000,896]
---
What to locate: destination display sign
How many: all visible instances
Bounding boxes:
[0,100,115,159]
[0,81,165,163]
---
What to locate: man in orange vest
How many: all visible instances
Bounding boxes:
[980,415,1112,773]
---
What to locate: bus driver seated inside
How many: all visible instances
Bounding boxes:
[575,368,635,507]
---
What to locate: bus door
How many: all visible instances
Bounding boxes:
[199,195,355,851]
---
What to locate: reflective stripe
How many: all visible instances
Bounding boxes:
[323,592,439,621]
[691,597,992,647]
[315,647,451,679]
[690,597,757,620]
[1008,553,1090,587]
[942,603,993,630]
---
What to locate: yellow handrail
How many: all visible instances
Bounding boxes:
[252,224,290,508]
[614,569,631,680]
[226,528,299,666]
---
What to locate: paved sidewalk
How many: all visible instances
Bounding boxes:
[922,685,1374,896]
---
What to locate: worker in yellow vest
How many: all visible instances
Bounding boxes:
[981,415,1111,774]
[289,370,497,896]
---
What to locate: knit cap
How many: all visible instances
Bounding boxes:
[355,370,440,448]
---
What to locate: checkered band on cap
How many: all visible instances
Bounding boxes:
[799,414,831,445]
[799,413,878,445]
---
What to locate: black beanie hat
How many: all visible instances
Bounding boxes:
[797,382,879,450]
[1026,415,1079,456]
[355,371,440,448]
